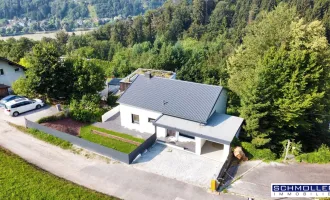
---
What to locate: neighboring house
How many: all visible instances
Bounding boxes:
[108,78,122,94]
[115,72,244,162]
[119,68,176,92]
[0,57,26,97]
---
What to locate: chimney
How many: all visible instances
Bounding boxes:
[145,71,152,79]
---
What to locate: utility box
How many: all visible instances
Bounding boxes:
[56,104,62,111]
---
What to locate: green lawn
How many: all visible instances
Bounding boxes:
[0,147,119,200]
[80,125,145,154]
[9,123,73,150]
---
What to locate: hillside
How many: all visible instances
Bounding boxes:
[0,0,166,35]
[2,0,330,160]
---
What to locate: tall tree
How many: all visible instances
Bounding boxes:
[228,4,330,150]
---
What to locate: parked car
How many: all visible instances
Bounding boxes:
[0,95,25,108]
[4,98,44,117]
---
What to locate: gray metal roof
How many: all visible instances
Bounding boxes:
[117,75,223,123]
[153,113,244,145]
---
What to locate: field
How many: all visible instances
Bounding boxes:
[0,30,93,41]
[0,147,118,200]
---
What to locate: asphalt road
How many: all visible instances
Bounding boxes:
[0,119,245,200]
[227,160,330,199]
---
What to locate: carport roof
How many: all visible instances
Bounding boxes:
[153,113,244,145]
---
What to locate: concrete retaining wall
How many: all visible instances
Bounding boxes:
[102,106,120,122]
[25,118,156,164]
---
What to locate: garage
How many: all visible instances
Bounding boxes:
[0,84,10,98]
[154,113,244,162]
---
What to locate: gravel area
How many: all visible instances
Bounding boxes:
[132,143,224,188]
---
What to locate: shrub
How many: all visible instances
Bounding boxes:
[296,144,330,164]
[37,112,66,124]
[107,93,119,107]
[69,94,106,123]
[241,142,277,161]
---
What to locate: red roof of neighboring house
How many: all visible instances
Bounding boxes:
[0,84,10,89]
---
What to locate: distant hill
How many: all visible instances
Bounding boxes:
[0,0,166,35]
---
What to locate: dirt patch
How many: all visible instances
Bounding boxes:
[42,118,86,136]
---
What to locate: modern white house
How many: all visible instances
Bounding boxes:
[0,57,26,96]
[110,72,244,162]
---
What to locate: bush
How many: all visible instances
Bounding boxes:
[296,144,330,164]
[37,112,66,124]
[241,142,277,161]
[69,94,106,123]
[107,93,119,107]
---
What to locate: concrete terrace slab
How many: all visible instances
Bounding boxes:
[132,143,224,188]
[93,113,152,140]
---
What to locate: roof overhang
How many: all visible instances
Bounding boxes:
[153,113,244,145]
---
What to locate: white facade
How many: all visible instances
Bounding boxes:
[210,89,227,115]
[195,137,206,155]
[120,104,165,134]
[0,60,25,88]
[118,88,235,159]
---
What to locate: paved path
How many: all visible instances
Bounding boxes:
[0,105,58,126]
[0,120,244,200]
[133,143,223,188]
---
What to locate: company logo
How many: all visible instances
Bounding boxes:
[271,183,330,197]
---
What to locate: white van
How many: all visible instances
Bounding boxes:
[4,98,44,117]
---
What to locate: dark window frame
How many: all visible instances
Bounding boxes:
[0,69,4,75]
[148,118,155,123]
[14,68,20,72]
[131,114,140,124]
[179,133,195,140]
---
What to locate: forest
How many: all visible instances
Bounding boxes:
[0,0,165,20]
[1,0,329,161]
[0,0,166,34]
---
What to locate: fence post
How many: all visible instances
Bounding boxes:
[284,140,291,161]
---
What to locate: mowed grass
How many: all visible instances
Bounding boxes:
[8,122,73,150]
[0,147,119,200]
[80,125,145,154]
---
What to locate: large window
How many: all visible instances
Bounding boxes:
[132,114,140,124]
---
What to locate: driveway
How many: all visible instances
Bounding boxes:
[0,120,245,200]
[226,160,330,199]
[132,143,224,188]
[0,105,58,126]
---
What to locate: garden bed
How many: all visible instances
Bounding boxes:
[41,118,86,136]
[80,125,145,154]
[37,114,146,154]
